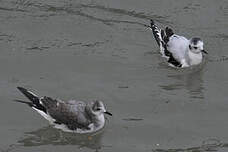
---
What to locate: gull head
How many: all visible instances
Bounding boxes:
[91,100,112,116]
[189,37,208,54]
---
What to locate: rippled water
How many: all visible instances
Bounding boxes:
[1,0,228,152]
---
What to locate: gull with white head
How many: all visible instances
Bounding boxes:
[149,20,208,68]
[15,87,112,134]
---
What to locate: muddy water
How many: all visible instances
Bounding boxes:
[0,0,228,152]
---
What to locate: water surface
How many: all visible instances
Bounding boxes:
[1,0,228,152]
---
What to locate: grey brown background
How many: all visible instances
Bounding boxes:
[0,0,228,152]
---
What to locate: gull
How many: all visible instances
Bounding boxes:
[15,87,112,133]
[148,20,208,68]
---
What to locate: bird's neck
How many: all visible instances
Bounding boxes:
[188,50,203,65]
[85,106,105,128]
[93,114,105,128]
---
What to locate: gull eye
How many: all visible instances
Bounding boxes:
[193,47,198,49]
[96,108,101,111]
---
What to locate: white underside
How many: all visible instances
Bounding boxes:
[32,107,55,123]
[53,123,104,134]
[32,107,105,134]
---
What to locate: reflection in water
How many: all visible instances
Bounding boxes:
[185,69,204,99]
[17,126,104,150]
[160,66,205,99]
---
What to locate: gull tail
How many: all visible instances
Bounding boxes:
[16,87,47,113]
[164,27,174,43]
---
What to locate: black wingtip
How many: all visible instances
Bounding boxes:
[150,19,155,26]
[17,86,27,92]
[17,86,30,97]
[16,86,39,103]
[16,87,47,113]
[17,86,29,97]
[143,19,155,29]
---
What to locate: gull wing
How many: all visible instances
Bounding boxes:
[41,97,92,130]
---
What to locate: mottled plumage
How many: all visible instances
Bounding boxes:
[15,87,112,133]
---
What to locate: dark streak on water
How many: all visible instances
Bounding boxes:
[0,6,28,12]
[153,139,223,152]
[214,34,228,41]
[78,4,170,24]
[0,1,171,27]
[122,118,143,121]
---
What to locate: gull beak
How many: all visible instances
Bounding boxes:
[201,50,208,54]
[104,111,112,116]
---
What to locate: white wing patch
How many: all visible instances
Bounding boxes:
[27,90,38,97]
[32,107,55,124]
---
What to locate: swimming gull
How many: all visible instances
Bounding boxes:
[15,87,112,133]
[148,19,208,68]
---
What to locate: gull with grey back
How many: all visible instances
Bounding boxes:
[149,20,208,68]
[15,87,112,133]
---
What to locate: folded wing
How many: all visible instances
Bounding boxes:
[41,97,92,130]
